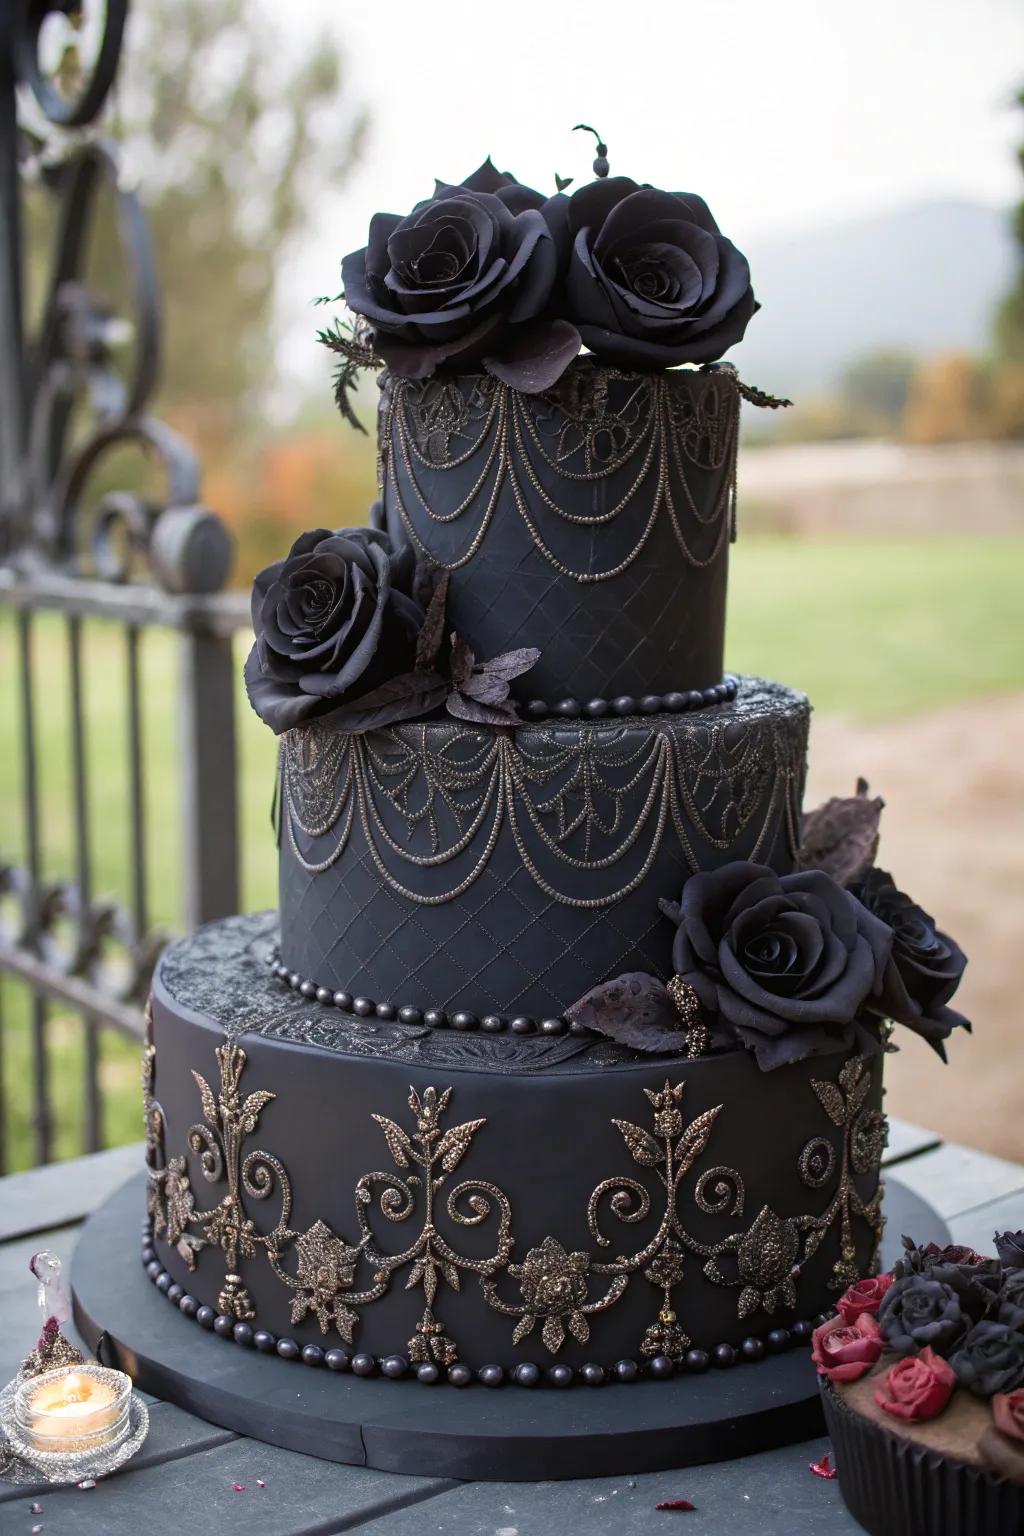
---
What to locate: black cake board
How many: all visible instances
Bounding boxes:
[72,1173,948,1483]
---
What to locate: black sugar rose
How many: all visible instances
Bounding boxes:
[341,162,579,392]
[950,1321,1024,1398]
[548,176,757,369]
[851,868,970,1056]
[1000,1271,1024,1329]
[660,862,891,1069]
[879,1272,971,1357]
[244,527,444,735]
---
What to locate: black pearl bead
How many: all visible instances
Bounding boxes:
[525,700,549,720]
[142,1246,156,1266]
[302,1344,325,1367]
[613,1358,639,1383]
[179,1294,199,1318]
[353,996,375,1017]
[146,1259,162,1281]
[325,1349,351,1371]
[351,1352,377,1377]
[276,1337,300,1360]
[548,1364,574,1388]
[451,1011,478,1031]
[155,1271,172,1293]
[767,1327,792,1353]
[254,1331,277,1353]
[639,694,661,714]
[196,1305,216,1330]
[611,696,636,716]
[540,1017,566,1035]
[424,1009,447,1029]
[684,1348,710,1373]
[511,1016,535,1034]
[167,1282,184,1305]
[316,986,332,1005]
[375,1002,396,1022]
[581,1362,606,1386]
[478,1364,504,1387]
[740,1336,765,1362]
[299,979,316,999]
[554,697,581,718]
[398,1006,424,1027]
[288,972,301,989]
[700,686,719,706]
[481,1015,505,1033]
[791,1319,814,1341]
[663,692,687,712]
[514,1362,541,1387]
[584,698,609,718]
[381,1354,407,1379]
[448,1362,472,1387]
[813,1312,833,1328]
[648,1354,675,1379]
[333,991,352,1011]
[685,690,704,709]
[416,1362,440,1384]
[213,1314,234,1338]
[233,1322,255,1347]
[713,1343,736,1369]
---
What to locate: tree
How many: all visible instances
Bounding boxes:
[994,87,1024,364]
[75,0,366,449]
[839,350,918,434]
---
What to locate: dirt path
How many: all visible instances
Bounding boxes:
[806,694,1024,1166]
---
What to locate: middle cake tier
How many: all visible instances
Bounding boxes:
[278,677,809,1021]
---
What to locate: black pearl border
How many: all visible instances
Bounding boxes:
[524,676,739,723]
[266,949,581,1038]
[141,1221,825,1389]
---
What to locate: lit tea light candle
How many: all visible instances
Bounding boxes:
[15,1364,132,1457]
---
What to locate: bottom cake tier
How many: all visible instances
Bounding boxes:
[144,913,887,1384]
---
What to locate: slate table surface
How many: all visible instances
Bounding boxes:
[0,1120,1021,1536]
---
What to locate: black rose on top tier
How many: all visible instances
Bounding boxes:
[659,863,891,1070]
[341,161,580,393]
[851,867,970,1057]
[244,527,444,735]
[548,176,757,368]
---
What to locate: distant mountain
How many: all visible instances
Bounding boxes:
[729,199,1017,400]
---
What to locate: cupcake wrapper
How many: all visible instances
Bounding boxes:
[820,1380,1024,1536]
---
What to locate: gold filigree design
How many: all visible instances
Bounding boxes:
[279,688,808,897]
[703,1056,887,1315]
[153,1032,885,1362]
[667,976,711,1057]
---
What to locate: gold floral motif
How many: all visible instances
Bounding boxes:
[152,1031,885,1361]
[666,976,711,1058]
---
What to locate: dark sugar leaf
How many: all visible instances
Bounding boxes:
[414,569,450,673]
[449,632,476,689]
[447,691,519,727]
[797,778,884,887]
[565,972,688,1052]
[319,671,448,734]
[473,646,541,684]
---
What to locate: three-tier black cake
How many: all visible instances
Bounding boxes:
[138,151,971,1413]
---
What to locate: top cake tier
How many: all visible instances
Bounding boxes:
[379,359,739,704]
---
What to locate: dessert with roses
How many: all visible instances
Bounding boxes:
[819,1229,1024,1534]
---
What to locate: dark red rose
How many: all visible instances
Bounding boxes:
[341,163,579,392]
[661,862,892,1069]
[546,176,757,369]
[994,1388,1024,1442]
[837,1273,895,1323]
[874,1347,956,1421]
[811,1312,884,1383]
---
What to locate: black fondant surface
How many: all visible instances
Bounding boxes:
[147,917,884,1378]
[278,677,809,1017]
[75,1173,948,1480]
[380,360,739,702]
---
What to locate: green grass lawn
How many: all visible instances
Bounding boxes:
[1,534,1022,1170]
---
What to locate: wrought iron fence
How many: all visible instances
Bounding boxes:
[0,0,251,1170]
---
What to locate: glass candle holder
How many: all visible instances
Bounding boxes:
[13,1364,133,1461]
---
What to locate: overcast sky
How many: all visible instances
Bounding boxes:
[273,0,1024,391]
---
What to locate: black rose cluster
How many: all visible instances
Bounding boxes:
[340,157,756,392]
